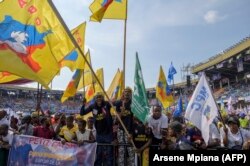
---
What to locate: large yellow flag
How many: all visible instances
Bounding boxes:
[77,50,94,90]
[0,71,32,84]
[85,68,104,102]
[156,66,174,108]
[0,23,86,84]
[89,0,127,22]
[0,0,75,88]
[61,69,83,103]
[60,22,86,71]
[106,69,123,100]
[0,72,22,83]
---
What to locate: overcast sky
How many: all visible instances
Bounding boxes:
[22,0,250,90]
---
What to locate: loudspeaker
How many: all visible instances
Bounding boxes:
[187,75,191,87]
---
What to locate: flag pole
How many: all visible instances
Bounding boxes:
[48,0,136,148]
[82,70,85,98]
[172,75,175,98]
[38,84,43,119]
[122,0,128,90]
[49,81,52,110]
[37,83,40,106]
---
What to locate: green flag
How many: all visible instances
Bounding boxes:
[131,52,150,123]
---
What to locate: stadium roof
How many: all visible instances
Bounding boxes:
[192,36,250,74]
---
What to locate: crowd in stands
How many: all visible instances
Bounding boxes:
[214,81,250,100]
[0,94,82,116]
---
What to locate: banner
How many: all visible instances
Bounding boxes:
[237,58,244,72]
[8,135,97,166]
[212,73,221,81]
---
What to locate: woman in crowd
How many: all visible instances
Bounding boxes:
[221,116,250,150]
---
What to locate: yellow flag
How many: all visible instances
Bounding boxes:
[106,69,123,100]
[61,69,83,103]
[0,71,33,84]
[0,22,86,84]
[106,69,123,116]
[0,0,75,88]
[77,50,94,90]
[85,68,104,102]
[94,68,104,93]
[90,0,127,22]
[60,22,86,71]
[0,72,22,83]
[85,84,95,102]
[156,66,174,108]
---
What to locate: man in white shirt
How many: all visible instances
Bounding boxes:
[147,105,168,148]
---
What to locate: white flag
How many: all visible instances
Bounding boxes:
[185,73,218,145]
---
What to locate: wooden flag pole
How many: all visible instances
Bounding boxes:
[48,81,52,112]
[48,0,136,149]
[122,0,128,91]
[82,69,85,98]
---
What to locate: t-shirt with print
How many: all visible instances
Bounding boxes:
[132,122,152,149]
[83,101,113,136]
[114,100,133,133]
[147,114,168,139]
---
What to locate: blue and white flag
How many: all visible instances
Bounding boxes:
[184,73,218,145]
[167,62,177,84]
[173,96,183,118]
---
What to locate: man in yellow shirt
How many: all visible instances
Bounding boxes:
[59,116,78,143]
[239,113,249,129]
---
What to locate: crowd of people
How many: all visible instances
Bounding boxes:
[0,95,82,116]
[1,87,250,166]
